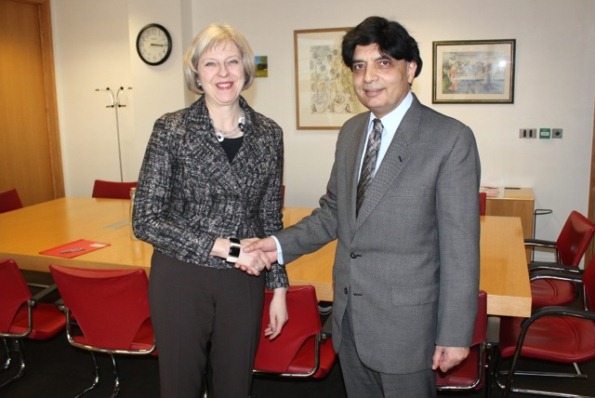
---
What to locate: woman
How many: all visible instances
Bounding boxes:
[132,23,288,397]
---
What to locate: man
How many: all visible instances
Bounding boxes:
[245,16,480,397]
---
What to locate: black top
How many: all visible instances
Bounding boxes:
[220,136,244,162]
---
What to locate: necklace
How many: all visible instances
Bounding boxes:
[212,114,246,142]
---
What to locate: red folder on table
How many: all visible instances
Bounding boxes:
[40,239,110,259]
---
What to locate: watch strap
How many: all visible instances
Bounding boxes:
[226,237,241,263]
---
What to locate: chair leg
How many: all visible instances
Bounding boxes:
[1,338,11,372]
[109,354,120,398]
[0,339,26,388]
[483,342,496,398]
[74,352,100,398]
[495,355,593,398]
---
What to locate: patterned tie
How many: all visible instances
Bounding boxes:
[356,118,383,215]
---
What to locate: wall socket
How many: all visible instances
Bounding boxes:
[519,128,537,138]
[552,128,563,138]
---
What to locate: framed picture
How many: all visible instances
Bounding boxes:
[432,39,516,104]
[294,28,366,130]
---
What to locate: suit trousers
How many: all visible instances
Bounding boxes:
[149,251,265,398]
[338,304,436,398]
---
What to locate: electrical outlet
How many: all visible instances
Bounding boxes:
[552,128,563,138]
[519,128,537,138]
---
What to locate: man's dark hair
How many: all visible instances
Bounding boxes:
[342,16,423,77]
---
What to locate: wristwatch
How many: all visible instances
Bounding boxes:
[226,237,241,263]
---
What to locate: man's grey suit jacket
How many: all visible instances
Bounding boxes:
[277,94,481,374]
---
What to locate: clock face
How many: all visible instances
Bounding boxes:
[136,24,172,65]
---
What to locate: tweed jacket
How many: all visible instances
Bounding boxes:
[133,96,288,289]
[277,94,480,373]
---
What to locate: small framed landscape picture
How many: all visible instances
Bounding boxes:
[432,39,516,104]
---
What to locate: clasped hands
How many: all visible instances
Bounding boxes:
[234,237,278,276]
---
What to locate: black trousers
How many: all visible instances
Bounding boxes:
[149,251,265,398]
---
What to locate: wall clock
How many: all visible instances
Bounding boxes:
[136,23,172,66]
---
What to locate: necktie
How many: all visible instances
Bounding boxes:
[356,118,383,215]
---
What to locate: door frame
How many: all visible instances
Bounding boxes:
[588,103,595,266]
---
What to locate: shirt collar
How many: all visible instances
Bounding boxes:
[368,91,413,136]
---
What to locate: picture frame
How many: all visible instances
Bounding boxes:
[432,39,516,104]
[294,28,366,130]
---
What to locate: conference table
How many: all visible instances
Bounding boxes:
[0,197,531,318]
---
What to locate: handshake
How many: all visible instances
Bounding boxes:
[231,237,279,276]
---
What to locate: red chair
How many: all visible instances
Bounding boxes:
[479,192,487,216]
[436,290,489,395]
[0,259,65,388]
[496,262,595,397]
[526,211,595,307]
[91,180,137,199]
[0,189,23,214]
[253,285,336,379]
[49,265,155,397]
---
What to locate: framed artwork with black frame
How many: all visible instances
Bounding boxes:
[432,39,516,104]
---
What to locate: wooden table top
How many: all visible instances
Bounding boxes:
[0,198,531,317]
[0,197,153,272]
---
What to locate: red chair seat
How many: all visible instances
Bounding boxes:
[253,285,336,379]
[436,348,483,388]
[285,335,335,378]
[9,303,66,339]
[499,316,595,362]
[530,279,576,307]
[497,259,595,396]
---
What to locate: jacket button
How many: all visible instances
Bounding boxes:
[343,287,349,294]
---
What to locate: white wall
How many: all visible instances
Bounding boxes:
[51,0,595,242]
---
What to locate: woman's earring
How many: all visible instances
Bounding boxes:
[197,81,202,89]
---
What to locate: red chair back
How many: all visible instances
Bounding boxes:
[91,180,137,199]
[254,285,335,378]
[0,259,31,333]
[49,265,151,350]
[479,192,487,216]
[556,211,595,266]
[0,188,23,213]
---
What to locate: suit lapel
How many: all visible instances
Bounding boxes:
[355,97,423,227]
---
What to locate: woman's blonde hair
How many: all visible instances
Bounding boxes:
[183,23,255,95]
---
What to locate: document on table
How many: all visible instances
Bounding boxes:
[40,239,110,258]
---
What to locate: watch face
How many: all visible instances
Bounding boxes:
[136,24,172,65]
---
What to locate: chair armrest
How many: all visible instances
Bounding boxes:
[529,270,583,283]
[29,283,59,305]
[528,263,582,274]
[524,238,556,248]
[523,306,595,328]
[27,282,51,289]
